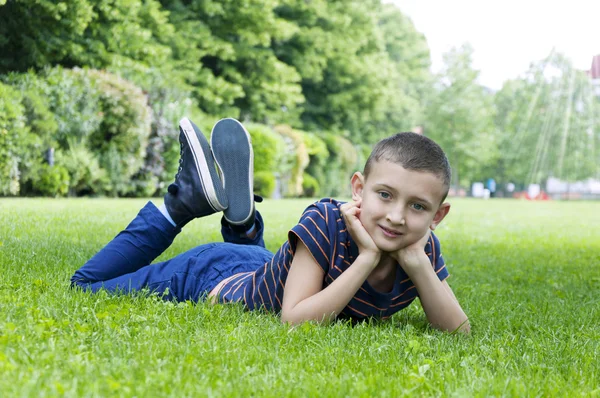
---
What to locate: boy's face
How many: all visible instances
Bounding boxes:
[351,160,450,254]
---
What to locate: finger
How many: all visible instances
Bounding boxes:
[344,206,359,218]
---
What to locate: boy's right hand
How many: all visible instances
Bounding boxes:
[340,199,380,263]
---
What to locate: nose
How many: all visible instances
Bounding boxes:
[386,204,405,226]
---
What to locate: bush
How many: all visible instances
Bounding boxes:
[245,123,285,173]
[301,173,320,198]
[84,69,152,196]
[4,67,152,196]
[3,68,103,195]
[0,82,26,196]
[55,143,109,196]
[34,165,70,197]
[109,59,209,196]
[301,132,328,196]
[321,133,359,197]
[19,67,103,148]
[254,171,276,198]
[274,125,309,197]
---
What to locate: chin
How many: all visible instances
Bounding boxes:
[374,239,406,254]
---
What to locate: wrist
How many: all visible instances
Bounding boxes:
[399,253,431,275]
[357,250,381,268]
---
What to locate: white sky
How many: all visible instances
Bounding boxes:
[392,0,600,89]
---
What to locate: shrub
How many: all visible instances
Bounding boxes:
[301,132,328,196]
[254,171,276,198]
[3,68,102,195]
[111,60,200,196]
[0,82,26,195]
[301,173,320,198]
[26,67,103,147]
[245,123,285,173]
[16,85,60,192]
[55,143,109,196]
[83,69,152,196]
[34,165,70,197]
[4,67,152,196]
[321,133,359,197]
[274,125,309,197]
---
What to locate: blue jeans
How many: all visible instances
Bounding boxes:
[71,202,273,302]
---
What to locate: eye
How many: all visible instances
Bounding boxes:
[378,191,391,200]
[412,203,426,211]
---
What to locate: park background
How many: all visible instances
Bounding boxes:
[1,1,600,396]
[1,0,599,199]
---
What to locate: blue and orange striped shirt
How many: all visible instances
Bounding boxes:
[216,198,449,320]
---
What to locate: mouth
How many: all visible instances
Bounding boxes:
[378,225,403,238]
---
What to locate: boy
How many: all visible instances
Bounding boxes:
[72,118,470,333]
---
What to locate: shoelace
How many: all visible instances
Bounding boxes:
[174,141,184,180]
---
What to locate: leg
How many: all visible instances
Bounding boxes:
[71,201,179,286]
[75,243,230,302]
[220,211,266,248]
[72,117,228,287]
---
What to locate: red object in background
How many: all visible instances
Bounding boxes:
[591,55,600,79]
[513,191,550,200]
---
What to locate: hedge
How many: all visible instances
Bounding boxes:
[0,82,26,195]
[274,125,309,197]
[3,67,152,197]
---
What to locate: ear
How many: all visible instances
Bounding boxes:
[351,172,365,201]
[429,202,450,231]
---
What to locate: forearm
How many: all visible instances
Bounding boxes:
[407,261,470,333]
[283,253,378,325]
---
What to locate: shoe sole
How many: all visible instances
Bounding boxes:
[211,118,254,225]
[179,118,228,212]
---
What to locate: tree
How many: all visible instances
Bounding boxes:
[494,52,600,186]
[424,45,496,188]
[0,0,174,73]
[160,0,304,122]
[274,0,430,144]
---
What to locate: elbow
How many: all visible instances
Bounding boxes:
[280,307,332,326]
[280,307,300,326]
[452,318,471,335]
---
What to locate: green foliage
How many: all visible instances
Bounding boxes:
[33,165,70,197]
[245,123,285,174]
[84,69,152,196]
[4,67,152,196]
[320,133,358,197]
[274,0,430,144]
[5,68,103,149]
[55,143,109,196]
[301,131,328,189]
[274,125,309,197]
[494,52,600,185]
[0,0,173,73]
[0,82,26,195]
[161,0,304,122]
[424,44,496,188]
[301,172,319,197]
[254,171,276,198]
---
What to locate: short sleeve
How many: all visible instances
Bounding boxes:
[428,232,449,281]
[288,203,332,273]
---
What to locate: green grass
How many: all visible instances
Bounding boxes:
[1,198,599,397]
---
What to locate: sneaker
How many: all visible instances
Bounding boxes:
[210,118,255,229]
[164,117,228,228]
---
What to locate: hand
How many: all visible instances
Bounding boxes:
[393,229,431,274]
[340,199,380,262]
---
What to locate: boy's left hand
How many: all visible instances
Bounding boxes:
[391,229,431,274]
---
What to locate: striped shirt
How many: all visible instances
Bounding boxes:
[216,198,449,320]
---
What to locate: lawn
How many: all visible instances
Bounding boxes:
[1,197,599,397]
